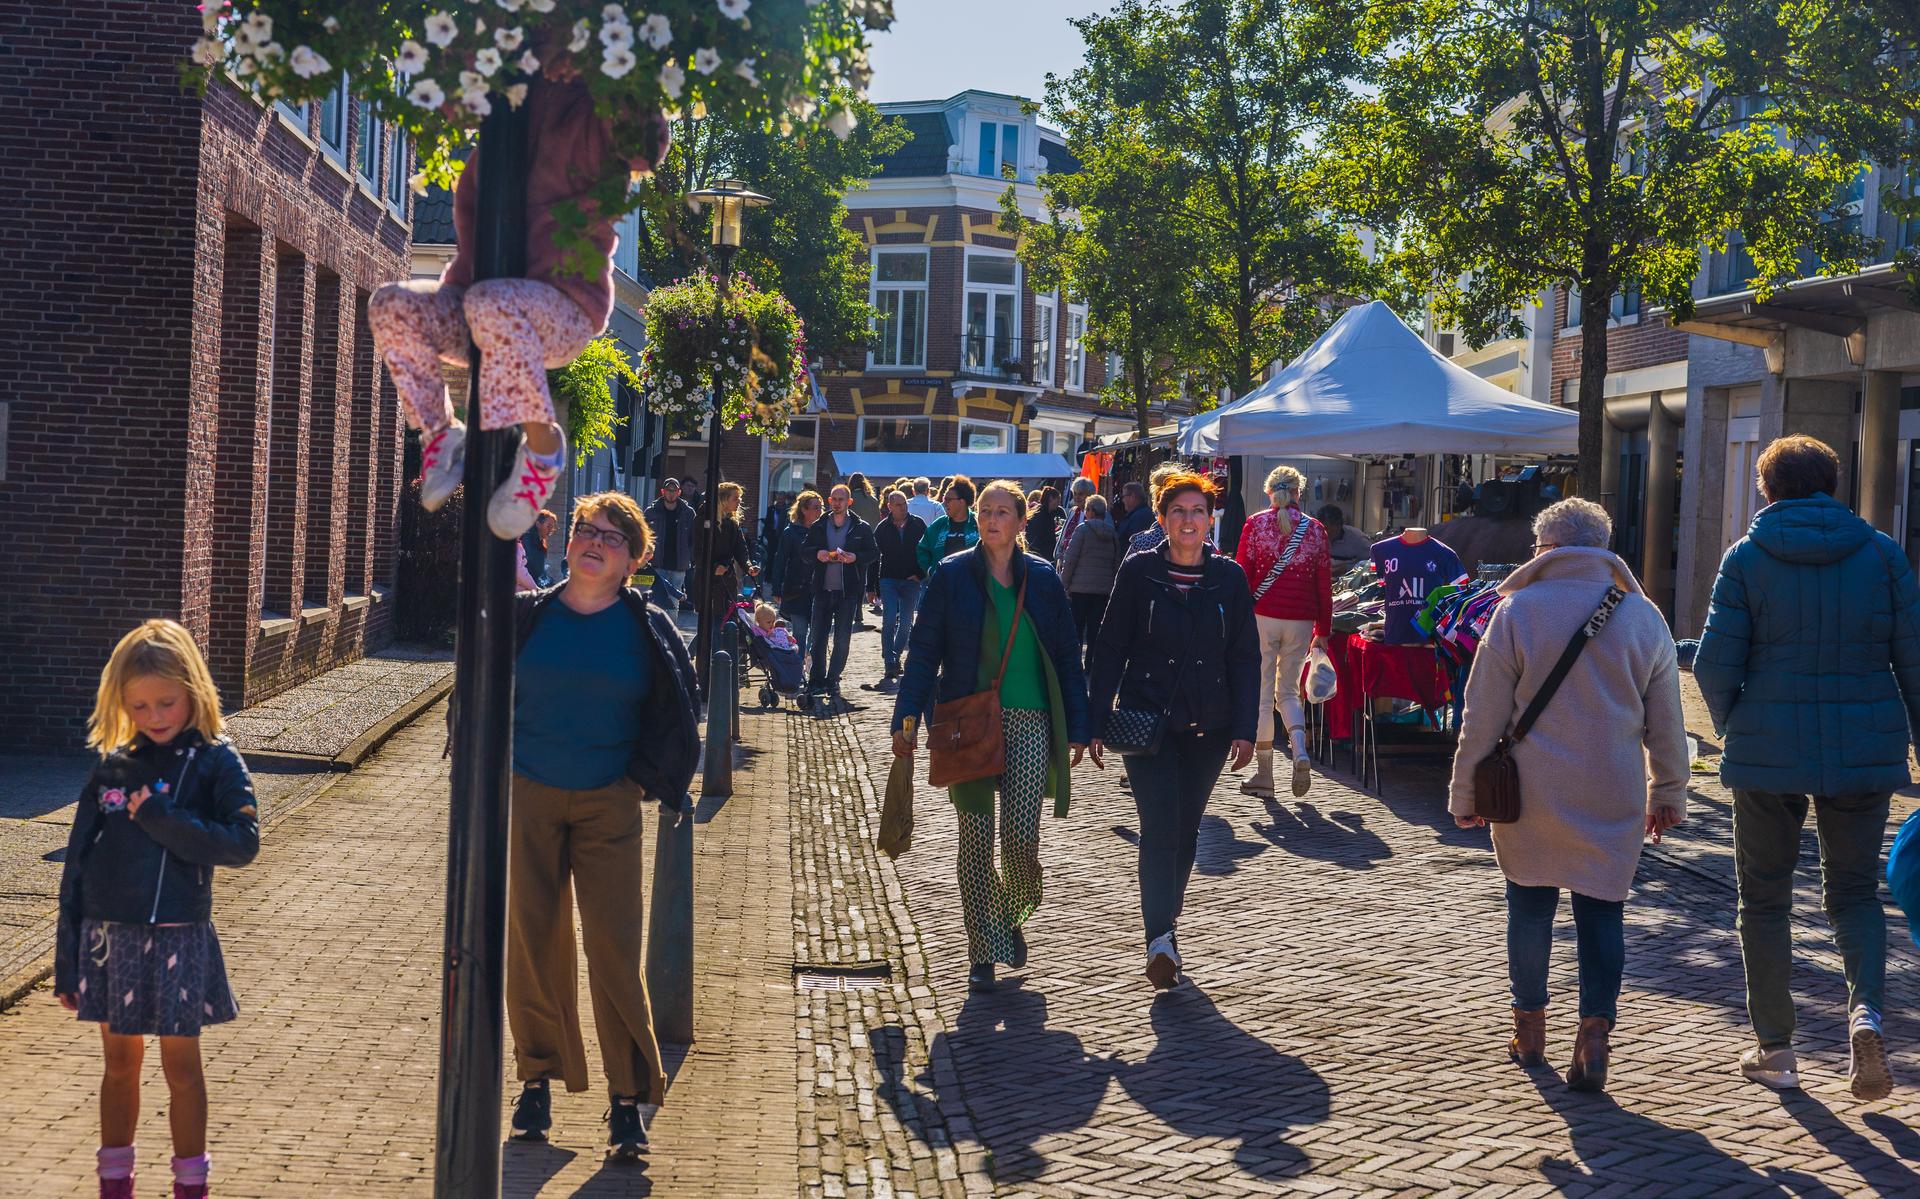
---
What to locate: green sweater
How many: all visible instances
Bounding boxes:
[948,584,1074,818]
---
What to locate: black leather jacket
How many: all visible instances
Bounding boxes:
[56,732,261,994]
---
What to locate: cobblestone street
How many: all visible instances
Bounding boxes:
[2,627,1919,1196]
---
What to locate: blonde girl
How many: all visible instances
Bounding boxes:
[56,620,260,1199]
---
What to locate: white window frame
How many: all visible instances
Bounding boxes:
[963,249,1021,374]
[958,419,1015,454]
[356,96,381,188]
[868,246,929,371]
[1033,293,1057,387]
[761,417,820,513]
[975,118,1020,178]
[317,72,349,162]
[856,415,932,454]
[1064,303,1087,391]
[386,126,409,216]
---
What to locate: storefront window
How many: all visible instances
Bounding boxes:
[860,416,930,454]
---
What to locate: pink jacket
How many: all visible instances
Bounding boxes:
[443,79,668,331]
[1234,506,1332,636]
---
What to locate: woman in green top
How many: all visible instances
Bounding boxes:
[892,480,1094,992]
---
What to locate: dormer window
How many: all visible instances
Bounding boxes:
[977,120,1019,178]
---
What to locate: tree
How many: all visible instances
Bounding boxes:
[1049,0,1376,401]
[1323,0,1871,497]
[999,119,1194,439]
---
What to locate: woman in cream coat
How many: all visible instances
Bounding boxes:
[1448,498,1689,1093]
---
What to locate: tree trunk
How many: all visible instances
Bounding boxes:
[1130,349,1152,441]
[1576,291,1611,508]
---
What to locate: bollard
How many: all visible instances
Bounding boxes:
[723,620,743,742]
[646,799,696,1044]
[701,646,735,797]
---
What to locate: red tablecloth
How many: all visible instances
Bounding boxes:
[1323,634,1451,740]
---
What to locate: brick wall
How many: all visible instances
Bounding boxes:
[0,6,411,748]
[1547,286,1689,403]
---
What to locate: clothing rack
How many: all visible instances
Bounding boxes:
[1476,562,1518,583]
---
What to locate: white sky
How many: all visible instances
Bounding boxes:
[864,0,1095,107]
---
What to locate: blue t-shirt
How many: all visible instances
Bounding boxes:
[513,599,652,790]
[1370,534,1467,646]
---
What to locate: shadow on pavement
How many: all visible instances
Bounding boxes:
[1253,798,1392,869]
[500,1140,579,1198]
[1864,1110,1920,1161]
[565,1159,652,1196]
[1779,1092,1920,1192]
[1530,1075,1824,1195]
[1195,813,1271,876]
[1118,984,1330,1180]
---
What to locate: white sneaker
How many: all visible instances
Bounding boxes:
[1740,1044,1801,1090]
[1145,933,1182,990]
[1850,1006,1893,1101]
[418,421,466,511]
[488,430,565,540]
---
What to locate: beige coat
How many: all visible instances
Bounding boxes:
[1447,547,1690,902]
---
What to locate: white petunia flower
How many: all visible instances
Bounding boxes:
[323,16,340,33]
[495,25,523,51]
[717,0,750,18]
[505,82,529,108]
[693,47,720,75]
[408,78,447,108]
[424,12,458,46]
[474,46,502,75]
[603,3,627,19]
[516,50,540,73]
[826,107,858,139]
[289,44,330,77]
[787,92,816,120]
[658,60,685,99]
[600,20,633,50]
[255,40,284,62]
[459,69,486,92]
[241,11,272,46]
[602,46,637,78]
[733,57,758,86]
[396,39,430,73]
[496,0,523,9]
[192,37,223,66]
[463,89,493,116]
[474,17,486,34]
[233,56,255,77]
[568,18,591,51]
[201,5,222,35]
[528,0,555,9]
[639,13,672,49]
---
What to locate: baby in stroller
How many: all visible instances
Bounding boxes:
[741,602,806,708]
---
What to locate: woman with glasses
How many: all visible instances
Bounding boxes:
[503,491,701,1157]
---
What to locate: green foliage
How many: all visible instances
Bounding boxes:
[1046,0,1379,400]
[637,273,809,439]
[1318,0,1873,493]
[548,337,637,465]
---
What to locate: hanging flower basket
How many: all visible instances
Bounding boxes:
[637,273,809,440]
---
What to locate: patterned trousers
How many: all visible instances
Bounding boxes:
[367,276,595,434]
[956,708,1051,965]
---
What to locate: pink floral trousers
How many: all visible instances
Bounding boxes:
[367,277,596,433]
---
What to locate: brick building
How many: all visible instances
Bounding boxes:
[695,90,1139,537]
[0,8,412,748]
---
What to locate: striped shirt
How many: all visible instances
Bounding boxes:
[1167,563,1205,594]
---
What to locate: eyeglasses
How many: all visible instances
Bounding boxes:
[1532,542,1558,553]
[574,523,631,550]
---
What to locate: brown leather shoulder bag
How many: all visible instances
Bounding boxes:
[927,578,1026,789]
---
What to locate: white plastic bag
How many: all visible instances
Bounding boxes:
[1305,644,1339,705]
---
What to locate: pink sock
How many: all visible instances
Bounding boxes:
[171,1153,210,1186]
[96,1145,135,1180]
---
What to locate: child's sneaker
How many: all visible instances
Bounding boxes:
[418,421,467,512]
[488,431,565,540]
[173,1184,208,1199]
[99,1180,134,1199]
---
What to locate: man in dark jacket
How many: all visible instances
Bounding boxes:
[643,479,696,612]
[802,483,879,697]
[1696,435,1920,1102]
[867,490,928,690]
[1112,481,1154,542]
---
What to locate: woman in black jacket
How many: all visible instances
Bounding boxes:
[689,481,756,691]
[1089,473,1258,990]
[766,490,823,665]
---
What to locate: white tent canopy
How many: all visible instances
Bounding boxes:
[1178,301,1577,456]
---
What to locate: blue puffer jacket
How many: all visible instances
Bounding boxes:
[891,547,1092,743]
[1695,494,1920,796]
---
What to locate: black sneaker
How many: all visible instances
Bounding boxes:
[1009,928,1028,970]
[510,1081,551,1142]
[606,1097,649,1160]
[968,962,996,993]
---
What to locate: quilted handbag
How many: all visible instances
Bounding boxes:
[1101,706,1168,757]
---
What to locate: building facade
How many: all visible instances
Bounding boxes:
[0,8,411,747]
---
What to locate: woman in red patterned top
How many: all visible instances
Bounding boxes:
[1232,465,1332,798]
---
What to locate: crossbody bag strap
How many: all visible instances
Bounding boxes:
[1251,515,1310,602]
[1509,586,1626,743]
[990,579,1028,691]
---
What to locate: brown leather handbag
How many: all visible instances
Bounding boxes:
[1472,586,1625,824]
[926,579,1026,789]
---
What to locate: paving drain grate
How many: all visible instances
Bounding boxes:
[794,962,892,992]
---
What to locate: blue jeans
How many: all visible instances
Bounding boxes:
[650,568,687,612]
[808,591,860,690]
[779,596,812,665]
[1506,882,1625,1022]
[877,578,922,673]
[1123,730,1232,945]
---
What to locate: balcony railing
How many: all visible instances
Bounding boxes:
[957,333,1044,385]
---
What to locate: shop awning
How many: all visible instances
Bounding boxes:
[828,451,1077,480]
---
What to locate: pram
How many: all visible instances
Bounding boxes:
[731,603,807,709]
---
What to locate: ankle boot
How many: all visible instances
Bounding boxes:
[1241,742,1275,796]
[1509,1007,1547,1068]
[1565,1016,1612,1092]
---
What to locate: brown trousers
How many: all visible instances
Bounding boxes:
[507,774,667,1104]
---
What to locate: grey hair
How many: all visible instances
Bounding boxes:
[1532,498,1612,549]
[913,476,932,494]
[1086,495,1110,519]
[1070,477,1096,497]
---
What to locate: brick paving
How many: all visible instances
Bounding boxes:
[221,645,454,760]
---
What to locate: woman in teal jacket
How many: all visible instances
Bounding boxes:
[917,476,981,573]
[1695,435,1920,1102]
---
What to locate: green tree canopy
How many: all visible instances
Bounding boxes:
[1322,0,1871,495]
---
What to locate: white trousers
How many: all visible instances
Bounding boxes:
[1256,615,1314,756]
